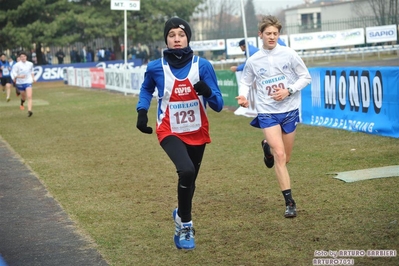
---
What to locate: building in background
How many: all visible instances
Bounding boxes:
[285,0,399,34]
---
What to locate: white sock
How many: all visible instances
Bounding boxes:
[182,221,193,227]
[175,212,181,224]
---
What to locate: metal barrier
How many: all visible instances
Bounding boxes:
[210,45,399,68]
[299,45,399,62]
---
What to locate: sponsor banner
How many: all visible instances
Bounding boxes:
[190,39,226,51]
[129,68,146,94]
[81,68,91,88]
[215,70,239,107]
[104,68,146,94]
[33,59,142,82]
[67,68,76,86]
[76,68,83,87]
[90,68,106,89]
[104,68,128,92]
[226,37,258,56]
[302,66,399,138]
[366,24,398,43]
[289,28,365,50]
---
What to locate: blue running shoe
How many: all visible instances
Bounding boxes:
[172,208,182,249]
[179,223,195,250]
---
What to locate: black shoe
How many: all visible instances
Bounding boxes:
[28,111,33,117]
[261,140,274,168]
[284,202,297,218]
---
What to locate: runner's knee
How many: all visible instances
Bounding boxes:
[178,166,196,188]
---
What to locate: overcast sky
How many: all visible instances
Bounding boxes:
[213,0,305,16]
[253,0,305,13]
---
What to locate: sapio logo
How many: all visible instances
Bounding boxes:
[369,30,395,38]
[318,33,336,40]
[342,30,362,40]
[294,36,313,42]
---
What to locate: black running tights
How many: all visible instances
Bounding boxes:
[160,135,206,223]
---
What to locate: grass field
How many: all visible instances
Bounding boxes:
[0,82,398,266]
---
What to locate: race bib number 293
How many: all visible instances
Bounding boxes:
[261,74,288,95]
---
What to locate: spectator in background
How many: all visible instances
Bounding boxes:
[135,43,143,59]
[104,48,111,61]
[70,47,79,63]
[55,49,65,64]
[31,52,37,65]
[142,43,150,63]
[46,50,52,65]
[86,46,93,62]
[97,47,105,62]
[136,43,148,63]
[41,52,47,65]
[11,52,17,61]
[129,45,137,59]
[109,48,116,60]
[81,46,87,63]
[151,45,161,61]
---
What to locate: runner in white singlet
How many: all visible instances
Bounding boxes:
[236,15,311,219]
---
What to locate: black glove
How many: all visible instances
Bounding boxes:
[136,109,153,134]
[194,81,212,98]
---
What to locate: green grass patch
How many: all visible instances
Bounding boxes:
[0,82,398,265]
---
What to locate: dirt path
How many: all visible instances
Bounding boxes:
[0,138,109,266]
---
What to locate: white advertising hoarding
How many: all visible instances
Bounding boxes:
[289,28,365,50]
[366,24,398,43]
[190,39,226,51]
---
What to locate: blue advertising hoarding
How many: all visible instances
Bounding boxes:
[302,67,399,138]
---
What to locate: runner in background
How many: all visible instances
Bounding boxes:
[236,15,311,218]
[11,51,35,117]
[0,53,12,102]
[8,55,20,97]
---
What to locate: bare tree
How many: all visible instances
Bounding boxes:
[354,0,399,26]
[192,0,289,40]
[192,0,244,40]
